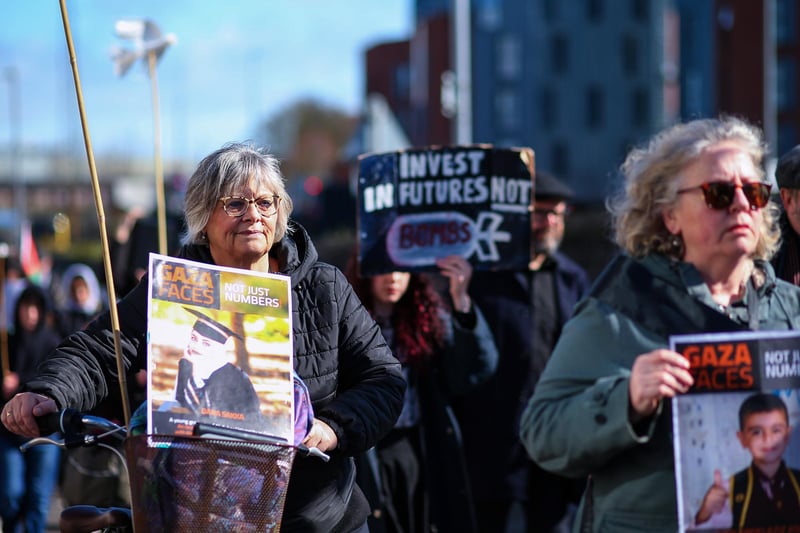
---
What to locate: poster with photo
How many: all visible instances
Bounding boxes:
[357,145,535,275]
[146,253,295,442]
[671,330,800,533]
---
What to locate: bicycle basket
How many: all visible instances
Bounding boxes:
[126,434,296,532]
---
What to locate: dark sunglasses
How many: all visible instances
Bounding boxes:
[676,181,771,210]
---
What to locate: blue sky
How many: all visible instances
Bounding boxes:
[1,1,412,162]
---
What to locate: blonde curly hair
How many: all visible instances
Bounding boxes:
[608,116,780,261]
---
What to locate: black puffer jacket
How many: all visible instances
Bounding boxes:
[24,222,405,530]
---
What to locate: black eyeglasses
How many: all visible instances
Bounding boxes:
[532,206,572,220]
[219,195,280,217]
[676,181,771,210]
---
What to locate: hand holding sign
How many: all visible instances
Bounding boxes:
[435,255,472,313]
[629,349,694,421]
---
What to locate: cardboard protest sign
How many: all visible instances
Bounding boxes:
[357,145,534,275]
[670,331,800,532]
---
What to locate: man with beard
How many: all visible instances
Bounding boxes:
[771,145,800,286]
[456,170,590,533]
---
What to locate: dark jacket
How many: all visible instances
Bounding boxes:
[420,308,498,532]
[456,251,590,502]
[2,284,62,437]
[362,306,499,533]
[771,212,800,285]
[174,360,262,421]
[24,222,405,531]
[731,462,800,528]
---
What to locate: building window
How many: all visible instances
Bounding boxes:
[543,0,557,21]
[631,0,648,21]
[620,138,636,166]
[495,89,519,131]
[392,64,410,101]
[587,0,603,21]
[621,34,638,76]
[585,85,604,129]
[777,57,797,112]
[497,34,521,80]
[631,87,649,127]
[550,34,568,75]
[551,141,569,177]
[779,123,798,158]
[539,86,557,128]
[777,0,797,45]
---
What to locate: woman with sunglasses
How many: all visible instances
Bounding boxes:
[519,116,800,532]
[2,142,405,532]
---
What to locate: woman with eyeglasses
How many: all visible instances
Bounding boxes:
[2,142,405,532]
[519,116,800,533]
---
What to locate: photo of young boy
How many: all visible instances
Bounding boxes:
[694,392,800,529]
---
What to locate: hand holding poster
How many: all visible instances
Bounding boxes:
[146,253,295,442]
[671,330,800,533]
[357,145,534,275]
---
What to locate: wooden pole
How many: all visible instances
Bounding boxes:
[0,255,8,378]
[58,0,131,426]
[147,50,168,256]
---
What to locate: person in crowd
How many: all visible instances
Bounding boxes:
[54,262,105,337]
[2,141,405,532]
[110,206,146,297]
[519,116,800,532]
[0,284,63,533]
[54,262,142,511]
[455,170,590,532]
[2,256,27,335]
[345,253,498,533]
[771,144,800,285]
[695,392,800,529]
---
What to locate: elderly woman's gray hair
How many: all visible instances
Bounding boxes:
[608,116,780,261]
[181,142,294,246]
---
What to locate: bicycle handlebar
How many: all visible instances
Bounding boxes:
[194,421,330,461]
[35,408,125,437]
[34,408,78,436]
[29,409,329,461]
[21,408,127,452]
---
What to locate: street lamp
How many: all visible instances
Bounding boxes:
[111,19,177,256]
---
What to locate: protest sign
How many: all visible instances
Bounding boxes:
[146,253,295,442]
[357,145,534,275]
[671,330,800,532]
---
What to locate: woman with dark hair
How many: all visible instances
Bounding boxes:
[0,284,62,533]
[346,254,498,533]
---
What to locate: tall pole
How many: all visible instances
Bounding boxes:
[59,0,130,426]
[0,246,8,379]
[4,67,25,249]
[454,0,472,145]
[147,51,168,256]
[763,0,777,155]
